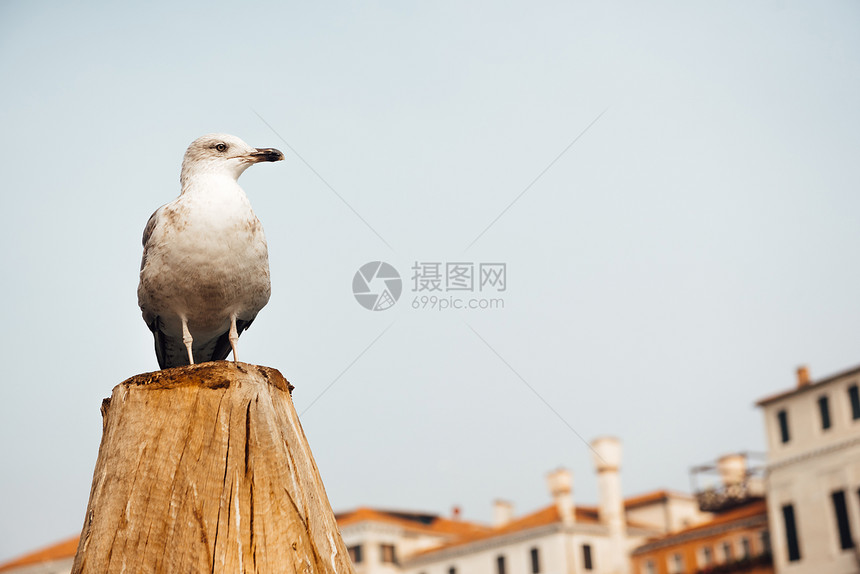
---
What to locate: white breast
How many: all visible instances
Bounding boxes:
[138,176,271,339]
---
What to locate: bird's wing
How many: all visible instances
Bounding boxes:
[145,315,191,369]
[208,318,255,363]
[139,206,163,271]
[146,317,256,368]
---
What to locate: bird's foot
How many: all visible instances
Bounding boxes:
[229,314,239,363]
[181,316,195,365]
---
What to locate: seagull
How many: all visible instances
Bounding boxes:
[138,133,284,369]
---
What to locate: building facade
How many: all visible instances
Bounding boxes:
[336,507,492,574]
[756,365,860,574]
[630,499,772,574]
[0,537,77,574]
[340,437,709,574]
[1,437,712,574]
[631,452,773,574]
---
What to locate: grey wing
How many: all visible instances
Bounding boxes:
[140,206,163,271]
[208,318,256,363]
[139,205,189,369]
[149,318,255,368]
[145,315,192,369]
[139,206,166,331]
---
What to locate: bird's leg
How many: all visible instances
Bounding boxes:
[181,316,195,365]
[229,314,239,363]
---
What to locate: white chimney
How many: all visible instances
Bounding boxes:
[546,468,575,525]
[591,436,629,574]
[716,454,746,487]
[493,499,514,527]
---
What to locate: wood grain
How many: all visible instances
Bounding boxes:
[72,362,354,574]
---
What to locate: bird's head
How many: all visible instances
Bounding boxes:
[180,133,284,187]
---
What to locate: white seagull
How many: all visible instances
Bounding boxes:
[138,133,284,369]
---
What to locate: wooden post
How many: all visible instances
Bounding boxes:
[72,362,355,574]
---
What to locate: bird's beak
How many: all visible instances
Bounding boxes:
[249,148,285,163]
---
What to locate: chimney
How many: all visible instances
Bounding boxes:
[591,437,629,574]
[797,366,810,387]
[451,506,461,521]
[546,468,575,525]
[716,454,746,487]
[493,499,514,527]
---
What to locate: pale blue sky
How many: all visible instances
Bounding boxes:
[1,0,859,563]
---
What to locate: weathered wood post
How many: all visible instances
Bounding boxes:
[72,362,355,573]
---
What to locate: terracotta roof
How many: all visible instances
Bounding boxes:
[4,497,677,570]
[756,363,860,406]
[409,502,658,559]
[2,510,485,570]
[335,507,491,538]
[409,504,565,557]
[631,499,767,555]
[680,498,767,532]
[0,536,78,572]
[624,489,691,509]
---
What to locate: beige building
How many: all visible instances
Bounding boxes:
[631,452,772,574]
[0,537,77,574]
[631,499,772,574]
[0,437,710,574]
[756,364,860,573]
[335,507,492,574]
[339,437,709,574]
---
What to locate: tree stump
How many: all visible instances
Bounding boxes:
[71,362,355,574]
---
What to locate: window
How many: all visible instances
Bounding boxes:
[380,544,397,564]
[778,409,790,443]
[721,540,732,563]
[760,530,771,554]
[818,396,832,430]
[741,537,751,558]
[782,504,801,561]
[642,559,656,574]
[850,385,860,420]
[530,547,540,573]
[832,490,855,550]
[668,553,683,574]
[496,555,506,574]
[448,568,456,574]
[701,546,713,566]
[582,544,593,570]
[347,545,363,564]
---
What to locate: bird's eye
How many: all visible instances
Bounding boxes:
[215,143,228,152]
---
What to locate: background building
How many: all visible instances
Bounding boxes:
[340,437,709,574]
[756,365,860,574]
[0,537,77,574]
[12,356,860,574]
[0,437,710,574]
[631,453,772,574]
[336,507,491,574]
